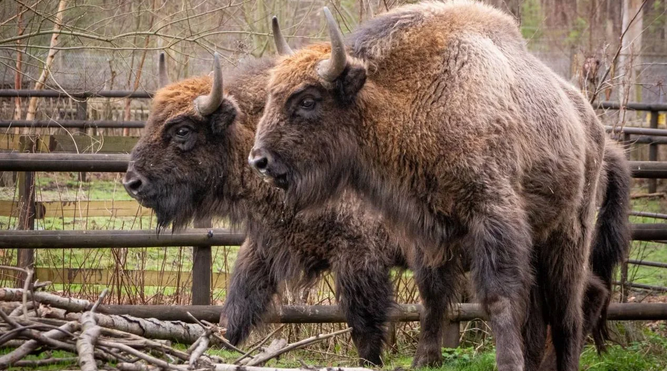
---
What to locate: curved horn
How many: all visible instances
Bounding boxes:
[158,52,169,88]
[317,7,347,82]
[272,16,293,55]
[194,52,224,116]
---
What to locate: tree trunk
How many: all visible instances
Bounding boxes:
[618,0,644,115]
[24,0,67,127]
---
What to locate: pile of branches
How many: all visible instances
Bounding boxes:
[0,268,369,371]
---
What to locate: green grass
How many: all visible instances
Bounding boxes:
[0,349,78,370]
[4,335,664,371]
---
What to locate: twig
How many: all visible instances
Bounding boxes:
[631,192,665,199]
[98,339,180,371]
[234,325,286,364]
[13,357,78,367]
[245,328,353,366]
[590,0,649,103]
[187,312,243,353]
[22,267,34,320]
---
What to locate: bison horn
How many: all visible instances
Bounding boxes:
[194,52,224,117]
[317,7,347,82]
[272,16,293,55]
[158,52,169,88]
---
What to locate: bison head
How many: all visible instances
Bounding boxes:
[250,8,368,212]
[123,53,242,230]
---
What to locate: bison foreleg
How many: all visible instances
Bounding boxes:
[334,261,393,367]
[412,255,464,368]
[220,239,278,346]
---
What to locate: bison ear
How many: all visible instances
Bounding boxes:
[335,64,366,104]
[210,97,239,134]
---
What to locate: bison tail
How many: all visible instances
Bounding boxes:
[590,142,632,352]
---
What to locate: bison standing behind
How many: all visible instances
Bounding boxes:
[251,2,630,371]
[123,52,465,367]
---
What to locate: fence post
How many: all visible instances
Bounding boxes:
[442,320,460,348]
[620,132,632,303]
[16,135,36,287]
[76,100,87,182]
[648,110,659,194]
[192,217,212,305]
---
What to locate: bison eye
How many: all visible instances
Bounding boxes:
[299,97,316,111]
[175,127,191,137]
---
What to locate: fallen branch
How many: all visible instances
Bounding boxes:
[246,328,352,367]
[234,325,286,364]
[77,290,107,371]
[631,192,665,199]
[22,267,34,320]
[188,329,212,368]
[0,321,79,369]
[117,362,373,371]
[9,301,35,317]
[13,357,78,367]
[0,301,20,314]
[239,339,288,366]
[43,306,207,344]
[98,339,180,371]
[0,288,93,311]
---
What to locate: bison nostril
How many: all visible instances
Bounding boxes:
[125,177,143,191]
[123,169,148,196]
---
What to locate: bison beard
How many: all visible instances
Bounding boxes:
[253,2,631,371]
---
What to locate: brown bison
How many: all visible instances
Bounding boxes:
[250,2,630,371]
[124,51,463,367]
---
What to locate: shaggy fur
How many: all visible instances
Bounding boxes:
[125,57,462,367]
[252,2,630,370]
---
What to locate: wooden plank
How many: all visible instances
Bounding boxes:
[0,134,48,152]
[0,134,138,153]
[0,134,21,151]
[48,135,138,154]
[34,267,229,289]
[0,200,150,219]
[38,200,151,218]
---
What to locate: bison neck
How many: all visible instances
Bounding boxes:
[349,86,466,256]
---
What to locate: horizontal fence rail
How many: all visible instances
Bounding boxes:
[628,259,667,269]
[0,225,663,248]
[597,101,667,112]
[2,153,666,178]
[0,90,152,99]
[0,229,245,249]
[0,120,145,129]
[0,153,129,172]
[93,303,667,323]
[605,126,667,137]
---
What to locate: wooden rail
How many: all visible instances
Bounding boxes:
[2,153,667,178]
[93,303,667,323]
[0,90,152,98]
[0,229,245,249]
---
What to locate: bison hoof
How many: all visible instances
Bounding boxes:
[412,349,443,368]
[359,357,383,368]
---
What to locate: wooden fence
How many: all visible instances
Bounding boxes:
[1,90,666,326]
